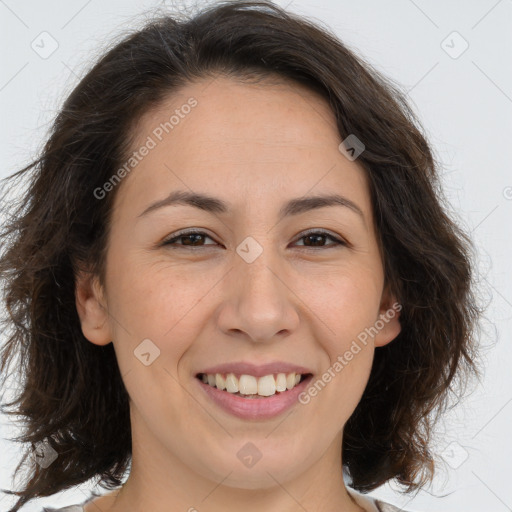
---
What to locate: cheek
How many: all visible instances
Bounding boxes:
[107,247,207,331]
[106,263,205,426]
[299,268,381,411]
[302,265,383,341]
[104,254,208,382]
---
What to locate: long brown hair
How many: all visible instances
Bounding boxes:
[0,1,481,510]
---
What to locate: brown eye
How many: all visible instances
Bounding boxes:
[162,229,346,250]
[163,231,217,247]
[295,230,346,248]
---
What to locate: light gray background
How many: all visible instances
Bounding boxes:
[0,1,511,511]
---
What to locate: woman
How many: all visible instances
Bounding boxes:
[0,1,481,511]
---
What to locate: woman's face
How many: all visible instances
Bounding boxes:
[77,75,400,490]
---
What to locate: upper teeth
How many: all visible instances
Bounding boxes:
[201,372,303,396]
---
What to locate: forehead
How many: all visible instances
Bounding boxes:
[114,74,372,223]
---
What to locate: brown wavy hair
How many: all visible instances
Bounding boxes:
[0,1,481,510]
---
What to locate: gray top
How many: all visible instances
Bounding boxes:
[42,488,410,511]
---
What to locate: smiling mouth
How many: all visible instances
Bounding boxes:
[196,372,312,398]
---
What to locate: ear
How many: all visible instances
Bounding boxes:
[373,285,402,348]
[75,270,113,346]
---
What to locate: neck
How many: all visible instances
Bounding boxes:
[105,406,366,512]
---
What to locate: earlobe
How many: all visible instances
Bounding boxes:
[75,270,112,346]
[374,291,402,348]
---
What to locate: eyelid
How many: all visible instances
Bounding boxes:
[161,228,348,248]
[161,228,218,246]
[297,228,346,243]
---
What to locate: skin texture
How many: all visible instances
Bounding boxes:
[75,75,401,512]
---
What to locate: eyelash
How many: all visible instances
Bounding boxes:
[161,229,347,250]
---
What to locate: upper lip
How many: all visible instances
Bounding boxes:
[197,361,314,378]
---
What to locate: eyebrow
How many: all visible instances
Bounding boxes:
[137,190,364,221]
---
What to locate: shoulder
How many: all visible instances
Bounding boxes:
[41,495,411,512]
[42,505,84,512]
[42,489,112,512]
[347,487,413,512]
[375,498,411,512]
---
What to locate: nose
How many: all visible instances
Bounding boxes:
[216,244,300,344]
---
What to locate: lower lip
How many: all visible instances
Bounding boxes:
[196,375,313,420]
